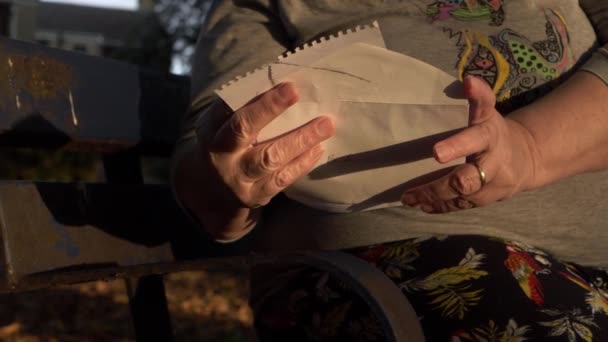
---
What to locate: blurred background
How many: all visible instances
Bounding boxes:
[0,0,255,340]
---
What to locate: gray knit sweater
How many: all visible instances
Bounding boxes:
[174,0,608,267]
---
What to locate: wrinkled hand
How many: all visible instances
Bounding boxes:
[199,82,335,209]
[401,76,538,213]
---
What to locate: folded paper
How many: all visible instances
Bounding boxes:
[215,24,469,213]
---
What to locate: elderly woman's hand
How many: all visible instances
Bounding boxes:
[401,76,539,213]
[179,82,335,239]
[204,82,335,207]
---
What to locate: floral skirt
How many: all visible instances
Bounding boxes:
[252,235,608,341]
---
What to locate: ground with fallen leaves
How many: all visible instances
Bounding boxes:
[0,269,256,342]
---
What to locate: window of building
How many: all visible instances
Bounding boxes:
[35,31,58,48]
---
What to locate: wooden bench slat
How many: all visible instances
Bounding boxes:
[0,181,251,293]
[0,37,190,155]
[0,37,140,151]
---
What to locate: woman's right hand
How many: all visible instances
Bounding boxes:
[176,83,335,240]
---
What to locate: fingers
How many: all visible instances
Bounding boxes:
[402,164,481,204]
[205,82,337,209]
[433,77,498,164]
[241,116,335,179]
[214,83,299,151]
[403,77,505,214]
[401,161,496,213]
[464,76,496,125]
[256,144,325,203]
[433,124,494,163]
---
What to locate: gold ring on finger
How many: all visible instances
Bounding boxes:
[473,162,487,188]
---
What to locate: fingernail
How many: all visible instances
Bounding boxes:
[434,144,450,162]
[316,117,335,138]
[278,83,297,104]
[464,75,481,85]
[401,193,416,205]
[463,76,476,96]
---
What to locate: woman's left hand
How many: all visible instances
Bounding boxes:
[401,76,540,213]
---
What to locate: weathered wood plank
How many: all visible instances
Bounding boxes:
[0,37,140,151]
[0,181,252,293]
[0,182,173,290]
[0,181,254,292]
[0,37,190,155]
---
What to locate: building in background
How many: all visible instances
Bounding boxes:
[0,0,37,40]
[34,0,153,57]
[0,0,170,70]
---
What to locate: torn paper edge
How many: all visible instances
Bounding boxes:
[215,21,386,109]
[277,21,385,64]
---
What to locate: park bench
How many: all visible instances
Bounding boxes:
[0,36,423,341]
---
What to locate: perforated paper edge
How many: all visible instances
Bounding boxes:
[215,21,385,93]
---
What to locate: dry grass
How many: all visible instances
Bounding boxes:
[0,269,255,342]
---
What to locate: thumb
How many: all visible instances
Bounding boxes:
[464,76,496,125]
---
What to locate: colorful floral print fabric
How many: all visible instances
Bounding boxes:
[254,235,608,341]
